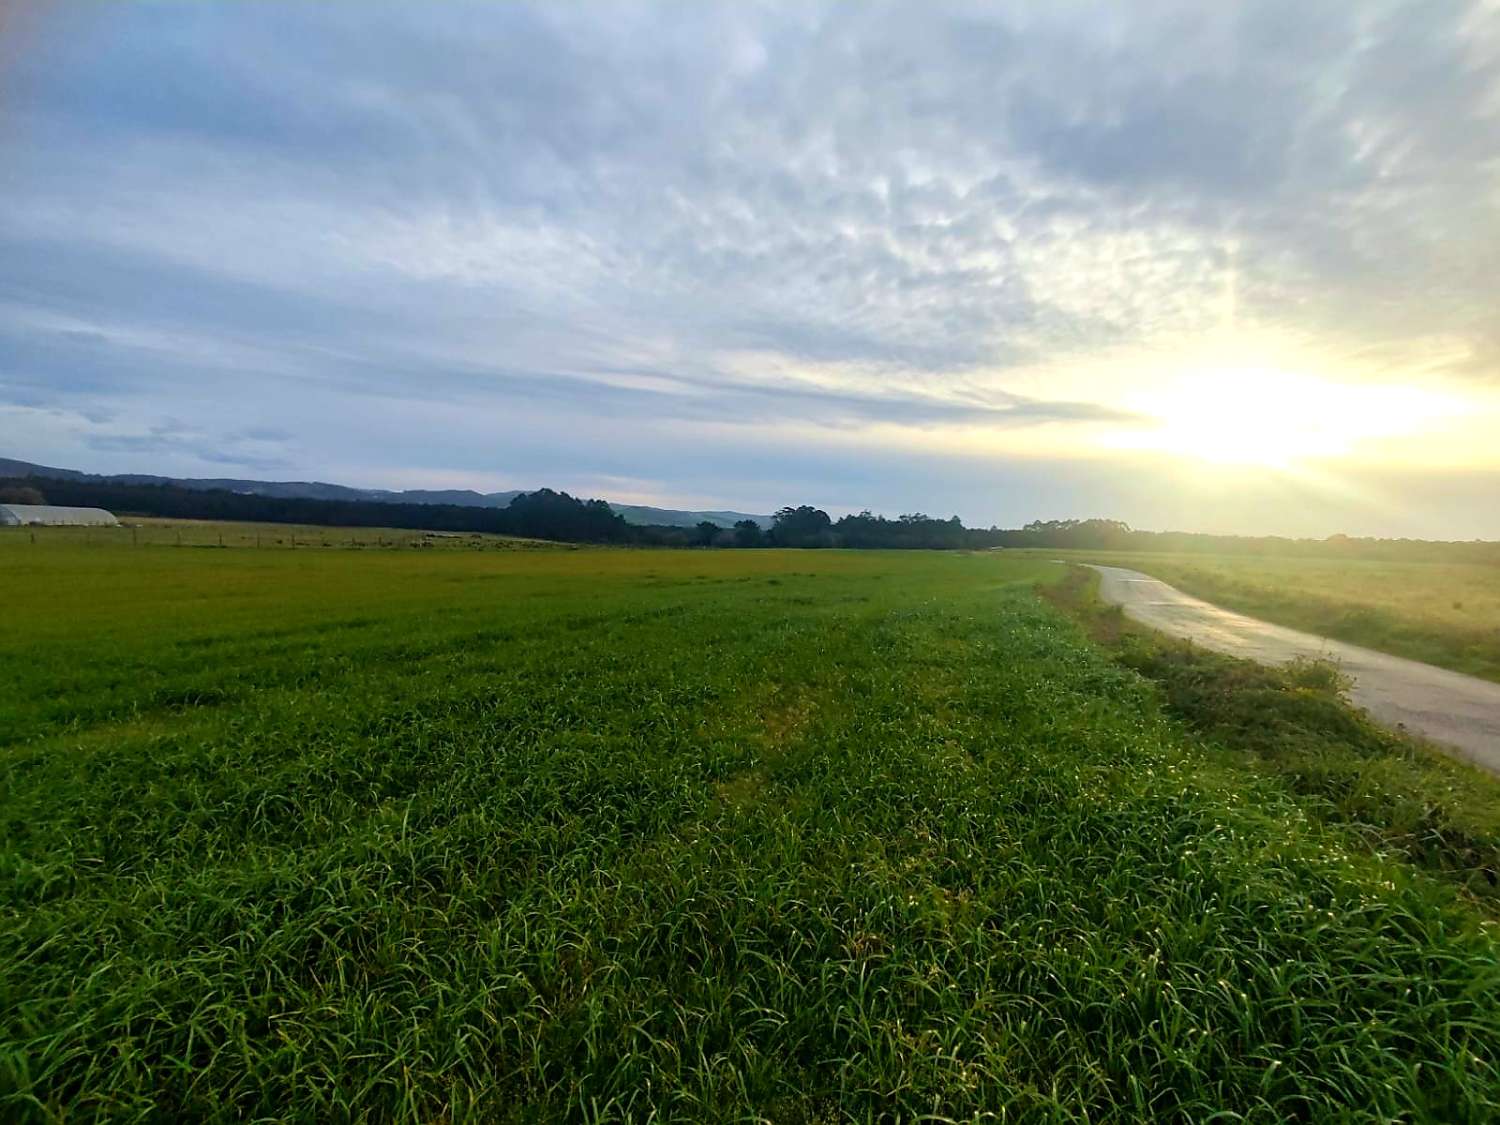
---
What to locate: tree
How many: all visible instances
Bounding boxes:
[1010,518,1134,549]
[695,520,720,547]
[0,483,45,505]
[832,509,968,549]
[500,489,633,542]
[833,510,881,548]
[732,518,764,548]
[771,505,834,547]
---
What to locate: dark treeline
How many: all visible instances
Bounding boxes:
[5,477,994,550]
[758,506,979,549]
[8,477,635,543]
[725,511,1500,560]
[6,477,1496,559]
[629,508,990,549]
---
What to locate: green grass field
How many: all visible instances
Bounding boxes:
[1062,550,1500,683]
[5,541,1500,1121]
[0,516,557,552]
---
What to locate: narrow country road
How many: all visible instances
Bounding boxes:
[1085,564,1500,774]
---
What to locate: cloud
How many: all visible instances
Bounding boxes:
[0,1,1496,533]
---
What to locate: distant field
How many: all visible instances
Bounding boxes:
[4,544,1499,1120]
[0,515,560,551]
[1057,551,1500,682]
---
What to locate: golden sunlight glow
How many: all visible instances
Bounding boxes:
[1106,369,1462,468]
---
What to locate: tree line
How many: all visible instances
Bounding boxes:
[742,507,979,550]
[4,477,635,543]
[4,477,1494,560]
[1,477,994,549]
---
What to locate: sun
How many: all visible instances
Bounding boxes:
[1109,368,1456,469]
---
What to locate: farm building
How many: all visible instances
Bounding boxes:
[0,504,119,527]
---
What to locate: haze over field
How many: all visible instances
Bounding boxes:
[3,1,1498,536]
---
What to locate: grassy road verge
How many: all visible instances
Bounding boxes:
[1058,551,1500,683]
[1045,565,1500,907]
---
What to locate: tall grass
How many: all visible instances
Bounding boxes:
[3,546,1498,1120]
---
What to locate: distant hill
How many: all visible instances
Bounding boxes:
[0,457,770,529]
[610,503,770,529]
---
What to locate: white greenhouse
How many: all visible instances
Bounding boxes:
[0,504,120,527]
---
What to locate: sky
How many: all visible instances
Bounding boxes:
[2,1,1499,537]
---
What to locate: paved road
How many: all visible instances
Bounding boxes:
[1085,564,1500,773]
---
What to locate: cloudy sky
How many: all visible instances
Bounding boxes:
[3,1,1498,536]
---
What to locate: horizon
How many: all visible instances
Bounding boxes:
[4,2,1499,538]
[10,452,1500,544]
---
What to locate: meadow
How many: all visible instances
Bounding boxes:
[1062,550,1500,682]
[0,516,558,552]
[4,535,1500,1121]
